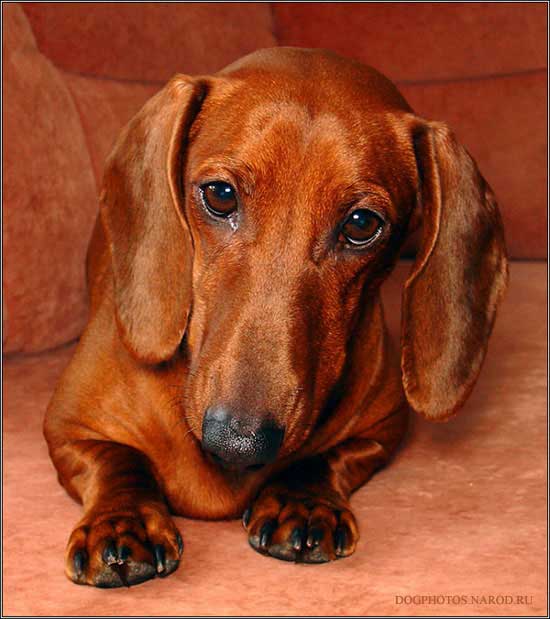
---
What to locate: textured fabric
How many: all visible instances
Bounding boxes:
[273,3,546,81]
[22,2,276,81]
[2,3,97,354]
[2,262,546,616]
[401,71,547,260]
[63,75,159,186]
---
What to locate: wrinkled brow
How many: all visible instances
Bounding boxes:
[190,156,256,196]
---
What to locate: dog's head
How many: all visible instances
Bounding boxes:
[102,48,507,470]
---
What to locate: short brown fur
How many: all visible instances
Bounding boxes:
[45,48,508,587]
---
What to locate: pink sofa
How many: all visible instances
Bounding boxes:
[3,3,547,615]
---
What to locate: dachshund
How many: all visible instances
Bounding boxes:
[44,47,508,587]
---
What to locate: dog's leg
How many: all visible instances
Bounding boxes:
[50,440,183,587]
[243,406,407,563]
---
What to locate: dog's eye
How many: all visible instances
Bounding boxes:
[340,209,384,246]
[200,181,238,217]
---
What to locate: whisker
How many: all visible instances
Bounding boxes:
[169,413,202,437]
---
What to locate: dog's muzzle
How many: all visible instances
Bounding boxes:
[201,405,284,471]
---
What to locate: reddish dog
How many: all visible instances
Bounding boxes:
[44,47,508,587]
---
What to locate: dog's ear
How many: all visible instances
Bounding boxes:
[101,75,205,364]
[401,120,508,421]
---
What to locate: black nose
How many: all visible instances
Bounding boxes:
[202,406,284,470]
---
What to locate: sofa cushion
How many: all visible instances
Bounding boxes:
[2,262,546,615]
[401,71,547,260]
[22,2,276,81]
[2,3,98,354]
[273,3,546,82]
[63,74,159,186]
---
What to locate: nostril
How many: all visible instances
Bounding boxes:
[259,425,284,455]
[202,406,284,469]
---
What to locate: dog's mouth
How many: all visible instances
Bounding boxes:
[206,452,266,473]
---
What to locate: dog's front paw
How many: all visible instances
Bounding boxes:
[243,488,359,563]
[65,503,183,587]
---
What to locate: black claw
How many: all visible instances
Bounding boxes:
[153,544,166,574]
[306,527,323,548]
[334,525,346,554]
[102,541,117,565]
[289,527,304,552]
[242,507,251,528]
[117,545,131,563]
[259,520,276,549]
[110,563,130,587]
[175,531,184,555]
[73,550,86,577]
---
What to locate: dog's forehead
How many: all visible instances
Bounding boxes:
[198,49,413,143]
[216,47,411,114]
[188,49,417,214]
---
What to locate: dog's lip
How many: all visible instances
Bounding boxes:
[207,452,266,473]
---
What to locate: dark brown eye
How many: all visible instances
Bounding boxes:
[200,181,237,217]
[340,209,384,246]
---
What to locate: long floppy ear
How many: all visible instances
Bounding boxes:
[401,120,508,421]
[100,75,205,364]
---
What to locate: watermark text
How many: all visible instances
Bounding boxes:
[394,594,534,606]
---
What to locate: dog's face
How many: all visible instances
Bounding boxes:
[102,48,507,471]
[182,57,417,464]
